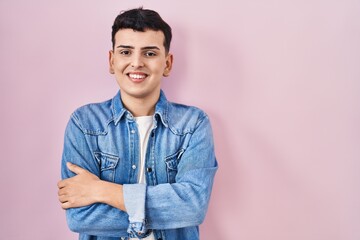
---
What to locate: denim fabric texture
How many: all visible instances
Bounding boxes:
[61,90,218,240]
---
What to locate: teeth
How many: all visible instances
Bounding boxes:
[129,74,146,79]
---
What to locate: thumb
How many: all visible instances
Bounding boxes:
[66,162,85,175]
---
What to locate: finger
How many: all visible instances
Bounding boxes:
[58,187,67,196]
[61,199,80,209]
[66,162,85,175]
[61,201,71,209]
[57,180,66,189]
[58,194,68,203]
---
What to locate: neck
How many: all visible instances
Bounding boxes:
[121,91,160,117]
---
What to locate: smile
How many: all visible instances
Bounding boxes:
[128,73,147,79]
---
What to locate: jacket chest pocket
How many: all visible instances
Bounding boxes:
[165,149,184,184]
[94,152,119,182]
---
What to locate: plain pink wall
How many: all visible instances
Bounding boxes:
[1,0,359,239]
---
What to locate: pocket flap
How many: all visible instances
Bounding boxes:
[165,149,184,170]
[94,151,119,171]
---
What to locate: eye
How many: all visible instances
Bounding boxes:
[119,50,131,55]
[144,51,157,57]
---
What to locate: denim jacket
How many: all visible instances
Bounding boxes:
[61,90,218,240]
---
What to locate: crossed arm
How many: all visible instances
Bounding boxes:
[57,162,126,211]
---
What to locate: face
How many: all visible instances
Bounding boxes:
[109,29,173,102]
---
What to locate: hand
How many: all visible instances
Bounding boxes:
[57,162,101,209]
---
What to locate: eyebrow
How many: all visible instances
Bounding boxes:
[116,45,160,50]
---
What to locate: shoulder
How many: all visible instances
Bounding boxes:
[70,98,114,135]
[166,101,209,135]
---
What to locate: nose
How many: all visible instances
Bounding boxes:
[131,53,144,68]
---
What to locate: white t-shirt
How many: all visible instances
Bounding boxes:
[130,116,155,240]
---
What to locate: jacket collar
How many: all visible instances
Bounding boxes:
[111,90,169,127]
[154,90,169,127]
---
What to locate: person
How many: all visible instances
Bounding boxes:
[57,7,218,240]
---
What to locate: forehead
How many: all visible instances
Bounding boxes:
[114,29,165,49]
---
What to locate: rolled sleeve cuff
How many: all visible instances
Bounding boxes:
[123,183,149,237]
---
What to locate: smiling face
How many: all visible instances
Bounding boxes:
[109,29,173,104]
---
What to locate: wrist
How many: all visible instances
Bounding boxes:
[94,179,107,203]
[96,180,125,211]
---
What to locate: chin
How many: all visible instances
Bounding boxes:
[121,89,150,98]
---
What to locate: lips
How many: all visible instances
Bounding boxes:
[127,72,148,83]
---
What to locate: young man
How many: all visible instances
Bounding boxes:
[57,8,218,240]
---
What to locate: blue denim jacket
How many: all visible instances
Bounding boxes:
[61,90,218,240]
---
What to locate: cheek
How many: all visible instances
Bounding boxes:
[151,61,167,74]
[113,57,128,70]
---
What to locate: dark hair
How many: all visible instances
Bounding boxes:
[111,7,172,53]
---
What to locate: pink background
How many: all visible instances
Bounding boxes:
[1,0,359,239]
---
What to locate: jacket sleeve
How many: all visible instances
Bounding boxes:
[123,115,218,234]
[61,115,129,237]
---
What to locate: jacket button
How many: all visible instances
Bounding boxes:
[132,165,136,169]
[146,167,152,172]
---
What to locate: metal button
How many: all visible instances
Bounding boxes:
[132,165,136,169]
[146,167,152,172]
[131,129,135,134]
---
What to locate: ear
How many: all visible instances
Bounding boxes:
[109,50,115,74]
[163,53,173,77]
